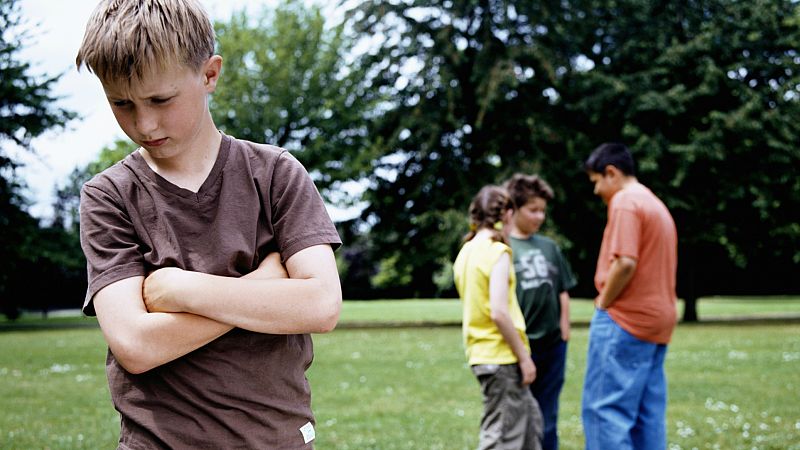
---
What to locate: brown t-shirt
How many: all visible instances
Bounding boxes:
[79,133,341,449]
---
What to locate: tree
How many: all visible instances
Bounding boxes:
[211,0,374,195]
[343,0,800,315]
[0,0,76,319]
[527,0,800,320]
[54,139,137,231]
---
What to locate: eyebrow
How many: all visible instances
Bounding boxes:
[106,90,178,102]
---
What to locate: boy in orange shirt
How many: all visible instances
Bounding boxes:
[581,143,678,450]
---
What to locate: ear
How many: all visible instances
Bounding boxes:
[504,208,514,223]
[202,55,223,93]
[603,164,621,178]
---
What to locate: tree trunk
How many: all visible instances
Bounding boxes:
[682,295,698,322]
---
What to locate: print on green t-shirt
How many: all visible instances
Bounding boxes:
[510,235,576,348]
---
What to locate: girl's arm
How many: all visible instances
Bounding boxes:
[143,244,342,335]
[489,252,536,385]
[92,253,287,374]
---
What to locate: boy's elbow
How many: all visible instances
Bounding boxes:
[313,287,342,333]
[109,337,159,374]
[113,348,155,374]
[618,256,637,275]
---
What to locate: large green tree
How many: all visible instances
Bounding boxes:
[211,0,373,195]
[0,0,77,319]
[343,0,800,317]
[54,139,137,232]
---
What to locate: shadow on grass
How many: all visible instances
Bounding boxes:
[336,314,800,330]
[0,317,99,332]
[4,313,800,333]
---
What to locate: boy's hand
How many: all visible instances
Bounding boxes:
[143,267,188,313]
[246,253,289,280]
[143,255,289,313]
[520,358,537,386]
[560,318,571,341]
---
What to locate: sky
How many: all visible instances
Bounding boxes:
[14,0,351,220]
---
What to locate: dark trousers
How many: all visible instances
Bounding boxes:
[530,339,568,450]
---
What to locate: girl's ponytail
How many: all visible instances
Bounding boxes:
[464,185,512,244]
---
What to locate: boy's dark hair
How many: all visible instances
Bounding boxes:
[584,142,636,176]
[504,173,554,210]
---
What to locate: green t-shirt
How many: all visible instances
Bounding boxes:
[509,234,577,348]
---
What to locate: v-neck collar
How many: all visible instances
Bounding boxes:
[129,132,231,201]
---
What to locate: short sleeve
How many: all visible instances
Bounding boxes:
[480,241,512,276]
[605,206,641,262]
[79,182,146,315]
[555,246,577,293]
[269,152,341,262]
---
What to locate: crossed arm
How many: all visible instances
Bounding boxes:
[93,245,341,374]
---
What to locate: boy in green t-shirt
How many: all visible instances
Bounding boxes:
[505,174,577,450]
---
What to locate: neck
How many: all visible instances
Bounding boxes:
[139,123,222,192]
[473,228,496,240]
[508,223,530,240]
[621,175,638,189]
[142,124,221,176]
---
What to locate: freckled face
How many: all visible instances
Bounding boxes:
[513,197,547,236]
[102,62,215,160]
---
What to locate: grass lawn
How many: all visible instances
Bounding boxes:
[1,297,799,449]
[339,296,800,325]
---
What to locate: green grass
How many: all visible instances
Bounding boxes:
[1,298,799,449]
[337,296,800,325]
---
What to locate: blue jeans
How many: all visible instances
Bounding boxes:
[581,309,668,450]
[530,339,567,450]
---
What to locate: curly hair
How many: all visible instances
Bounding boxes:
[504,173,554,210]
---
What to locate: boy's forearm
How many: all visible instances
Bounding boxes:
[94,276,233,374]
[145,246,341,334]
[122,311,232,373]
[597,256,637,309]
[153,272,341,334]
[559,291,571,340]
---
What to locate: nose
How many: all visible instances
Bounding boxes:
[134,107,159,136]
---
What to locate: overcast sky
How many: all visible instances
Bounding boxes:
[14,0,337,219]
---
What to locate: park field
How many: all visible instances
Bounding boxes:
[1,297,799,449]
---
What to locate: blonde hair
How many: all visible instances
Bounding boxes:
[464,185,512,244]
[76,0,215,83]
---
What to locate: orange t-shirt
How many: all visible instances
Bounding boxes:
[594,183,678,344]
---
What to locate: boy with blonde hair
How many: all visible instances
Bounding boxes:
[76,1,342,448]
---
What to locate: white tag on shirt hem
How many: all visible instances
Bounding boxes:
[299,422,315,444]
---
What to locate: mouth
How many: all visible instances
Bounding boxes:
[141,138,168,147]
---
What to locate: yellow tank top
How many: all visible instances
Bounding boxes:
[453,238,530,365]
